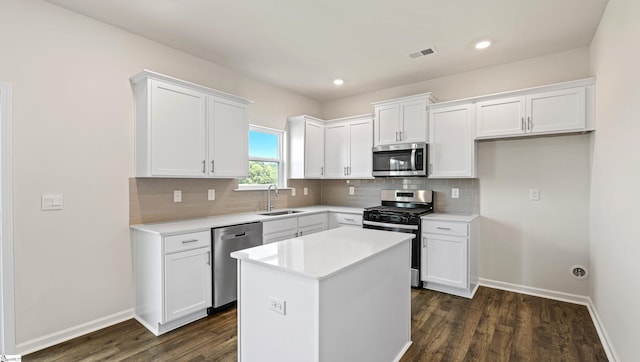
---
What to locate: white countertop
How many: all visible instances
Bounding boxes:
[230,227,413,280]
[422,213,479,222]
[130,205,364,236]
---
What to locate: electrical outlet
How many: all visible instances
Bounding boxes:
[291,188,296,196]
[208,189,215,201]
[529,188,540,201]
[349,186,355,195]
[173,190,182,203]
[303,187,308,195]
[451,188,459,199]
[269,296,286,315]
[42,194,64,211]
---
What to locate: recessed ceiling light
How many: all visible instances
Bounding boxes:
[475,40,492,49]
[333,79,344,86]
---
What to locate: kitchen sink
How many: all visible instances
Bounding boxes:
[258,210,304,216]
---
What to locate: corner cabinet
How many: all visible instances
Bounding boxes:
[288,115,325,179]
[371,93,437,146]
[428,103,477,178]
[421,215,478,299]
[132,229,212,335]
[131,70,252,178]
[475,79,594,139]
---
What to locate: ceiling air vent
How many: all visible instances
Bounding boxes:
[408,47,438,59]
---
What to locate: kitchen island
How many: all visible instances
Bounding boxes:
[230,227,414,362]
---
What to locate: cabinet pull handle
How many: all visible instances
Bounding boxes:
[207,251,211,266]
[202,160,206,173]
[182,239,198,244]
[348,166,351,175]
[399,131,403,141]
[345,218,355,222]
[423,236,426,248]
[299,230,303,236]
[528,116,532,130]
[395,131,399,141]
[436,227,451,230]
[521,117,525,131]
[211,160,215,173]
[344,166,347,176]
[321,167,324,176]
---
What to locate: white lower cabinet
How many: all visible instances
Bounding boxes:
[133,229,212,335]
[421,215,478,298]
[328,212,363,228]
[262,213,328,244]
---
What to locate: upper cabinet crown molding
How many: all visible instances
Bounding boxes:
[131,70,251,178]
[130,70,254,105]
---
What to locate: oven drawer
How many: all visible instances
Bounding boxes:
[422,220,468,237]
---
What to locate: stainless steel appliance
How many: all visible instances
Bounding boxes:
[363,189,433,287]
[209,222,263,312]
[372,142,428,177]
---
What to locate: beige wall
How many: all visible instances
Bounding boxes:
[589,0,640,359]
[322,48,593,296]
[0,0,320,350]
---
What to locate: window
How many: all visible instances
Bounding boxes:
[239,125,285,189]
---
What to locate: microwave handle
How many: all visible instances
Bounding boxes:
[411,148,416,171]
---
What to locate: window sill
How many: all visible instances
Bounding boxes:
[234,187,293,192]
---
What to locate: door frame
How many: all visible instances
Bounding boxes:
[0,82,16,354]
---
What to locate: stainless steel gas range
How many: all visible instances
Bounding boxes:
[363,189,434,288]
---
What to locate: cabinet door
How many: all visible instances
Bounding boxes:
[305,120,325,178]
[150,80,207,177]
[374,104,400,146]
[324,123,349,178]
[208,98,249,178]
[526,87,586,134]
[476,96,526,138]
[164,247,212,322]
[399,99,428,143]
[423,234,467,289]
[429,104,476,178]
[348,119,373,178]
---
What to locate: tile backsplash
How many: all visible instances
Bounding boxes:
[130,177,479,225]
[320,178,479,214]
[130,178,321,224]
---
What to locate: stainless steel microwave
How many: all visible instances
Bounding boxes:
[372,143,427,177]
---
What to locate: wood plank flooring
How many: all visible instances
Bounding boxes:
[24,287,607,361]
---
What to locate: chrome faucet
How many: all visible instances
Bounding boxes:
[267,184,279,212]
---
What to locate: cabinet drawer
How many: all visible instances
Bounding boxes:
[298,213,327,227]
[262,217,298,235]
[422,221,468,237]
[333,213,363,226]
[164,231,211,254]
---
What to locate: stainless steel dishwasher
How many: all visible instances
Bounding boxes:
[210,222,263,311]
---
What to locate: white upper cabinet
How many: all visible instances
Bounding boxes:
[324,115,373,179]
[372,93,437,146]
[428,103,477,178]
[476,79,593,139]
[131,70,252,178]
[208,98,249,178]
[288,115,325,179]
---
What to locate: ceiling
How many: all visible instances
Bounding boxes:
[45,0,608,102]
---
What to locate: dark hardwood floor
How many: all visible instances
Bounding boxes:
[24,287,607,361]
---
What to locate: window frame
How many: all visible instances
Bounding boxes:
[237,124,286,190]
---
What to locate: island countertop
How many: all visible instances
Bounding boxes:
[230,227,414,280]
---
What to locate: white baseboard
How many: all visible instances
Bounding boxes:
[16,308,134,356]
[479,278,618,361]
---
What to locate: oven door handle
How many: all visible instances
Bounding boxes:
[363,220,419,231]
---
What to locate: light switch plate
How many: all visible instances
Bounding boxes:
[529,188,540,201]
[208,189,215,201]
[451,188,459,199]
[173,190,182,203]
[349,186,355,195]
[42,194,63,211]
[291,188,296,196]
[303,187,308,196]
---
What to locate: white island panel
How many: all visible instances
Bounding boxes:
[233,227,413,362]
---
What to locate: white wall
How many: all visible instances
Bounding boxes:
[589,0,640,360]
[322,48,593,296]
[0,0,320,351]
